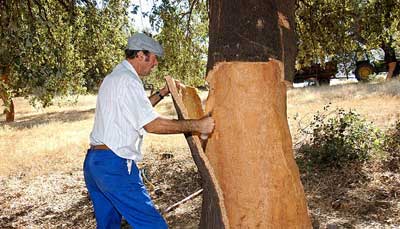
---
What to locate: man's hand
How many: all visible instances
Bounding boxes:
[160,79,183,96]
[174,79,184,91]
[197,115,215,135]
[160,85,170,97]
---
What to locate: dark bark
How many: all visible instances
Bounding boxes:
[382,41,398,64]
[186,135,226,229]
[207,0,297,81]
[5,99,14,122]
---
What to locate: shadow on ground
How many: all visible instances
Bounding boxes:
[0,108,95,130]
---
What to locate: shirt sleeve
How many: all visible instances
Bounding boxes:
[123,80,159,133]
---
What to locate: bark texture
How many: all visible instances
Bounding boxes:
[207,0,297,81]
[205,62,311,228]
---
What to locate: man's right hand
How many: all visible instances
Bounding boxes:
[197,115,215,135]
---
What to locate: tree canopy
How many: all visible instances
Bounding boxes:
[295,0,400,70]
[142,0,209,88]
[0,0,130,109]
[2,0,400,121]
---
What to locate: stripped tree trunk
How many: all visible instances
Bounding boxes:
[205,62,311,228]
[199,0,311,228]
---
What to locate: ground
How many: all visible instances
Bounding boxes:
[0,79,399,228]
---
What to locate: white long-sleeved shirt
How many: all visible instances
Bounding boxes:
[90,60,158,162]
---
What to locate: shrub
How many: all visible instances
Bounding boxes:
[382,120,400,171]
[296,107,383,170]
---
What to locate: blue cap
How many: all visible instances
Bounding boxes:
[127,33,164,57]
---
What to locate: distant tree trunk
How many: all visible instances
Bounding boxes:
[381,41,398,80]
[0,65,14,122]
[201,0,311,228]
[4,98,15,122]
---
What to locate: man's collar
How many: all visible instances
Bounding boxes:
[122,60,142,82]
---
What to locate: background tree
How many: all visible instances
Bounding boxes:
[295,0,400,74]
[355,0,400,49]
[0,0,130,122]
[295,0,358,69]
[144,0,209,89]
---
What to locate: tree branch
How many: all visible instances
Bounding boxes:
[179,0,199,38]
[26,0,36,19]
[162,189,203,213]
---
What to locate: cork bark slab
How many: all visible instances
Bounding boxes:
[181,86,204,119]
[164,76,230,228]
[205,62,311,228]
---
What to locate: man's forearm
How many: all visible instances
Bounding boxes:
[149,87,169,106]
[144,117,201,134]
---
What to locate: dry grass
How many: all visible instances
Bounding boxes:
[0,96,96,177]
[288,79,400,127]
[0,79,399,228]
[0,95,181,177]
[287,80,400,146]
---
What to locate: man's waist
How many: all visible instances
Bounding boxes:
[88,141,143,161]
[90,144,110,150]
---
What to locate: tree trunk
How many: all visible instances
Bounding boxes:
[4,98,15,122]
[203,0,311,228]
[207,0,297,82]
[381,42,398,80]
[0,65,14,122]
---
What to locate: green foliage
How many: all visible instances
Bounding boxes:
[295,0,400,70]
[296,107,383,170]
[0,0,130,107]
[382,120,400,171]
[296,0,357,67]
[359,0,400,49]
[143,0,208,89]
[75,1,130,93]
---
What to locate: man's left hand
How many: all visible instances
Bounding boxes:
[161,79,184,96]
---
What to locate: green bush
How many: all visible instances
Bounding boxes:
[382,120,400,171]
[296,107,383,170]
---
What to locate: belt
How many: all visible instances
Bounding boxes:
[90,144,110,150]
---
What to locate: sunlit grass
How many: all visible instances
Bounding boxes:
[0,94,185,177]
[287,79,400,131]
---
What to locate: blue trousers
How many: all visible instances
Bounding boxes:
[83,149,168,229]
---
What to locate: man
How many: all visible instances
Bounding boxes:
[84,33,214,229]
